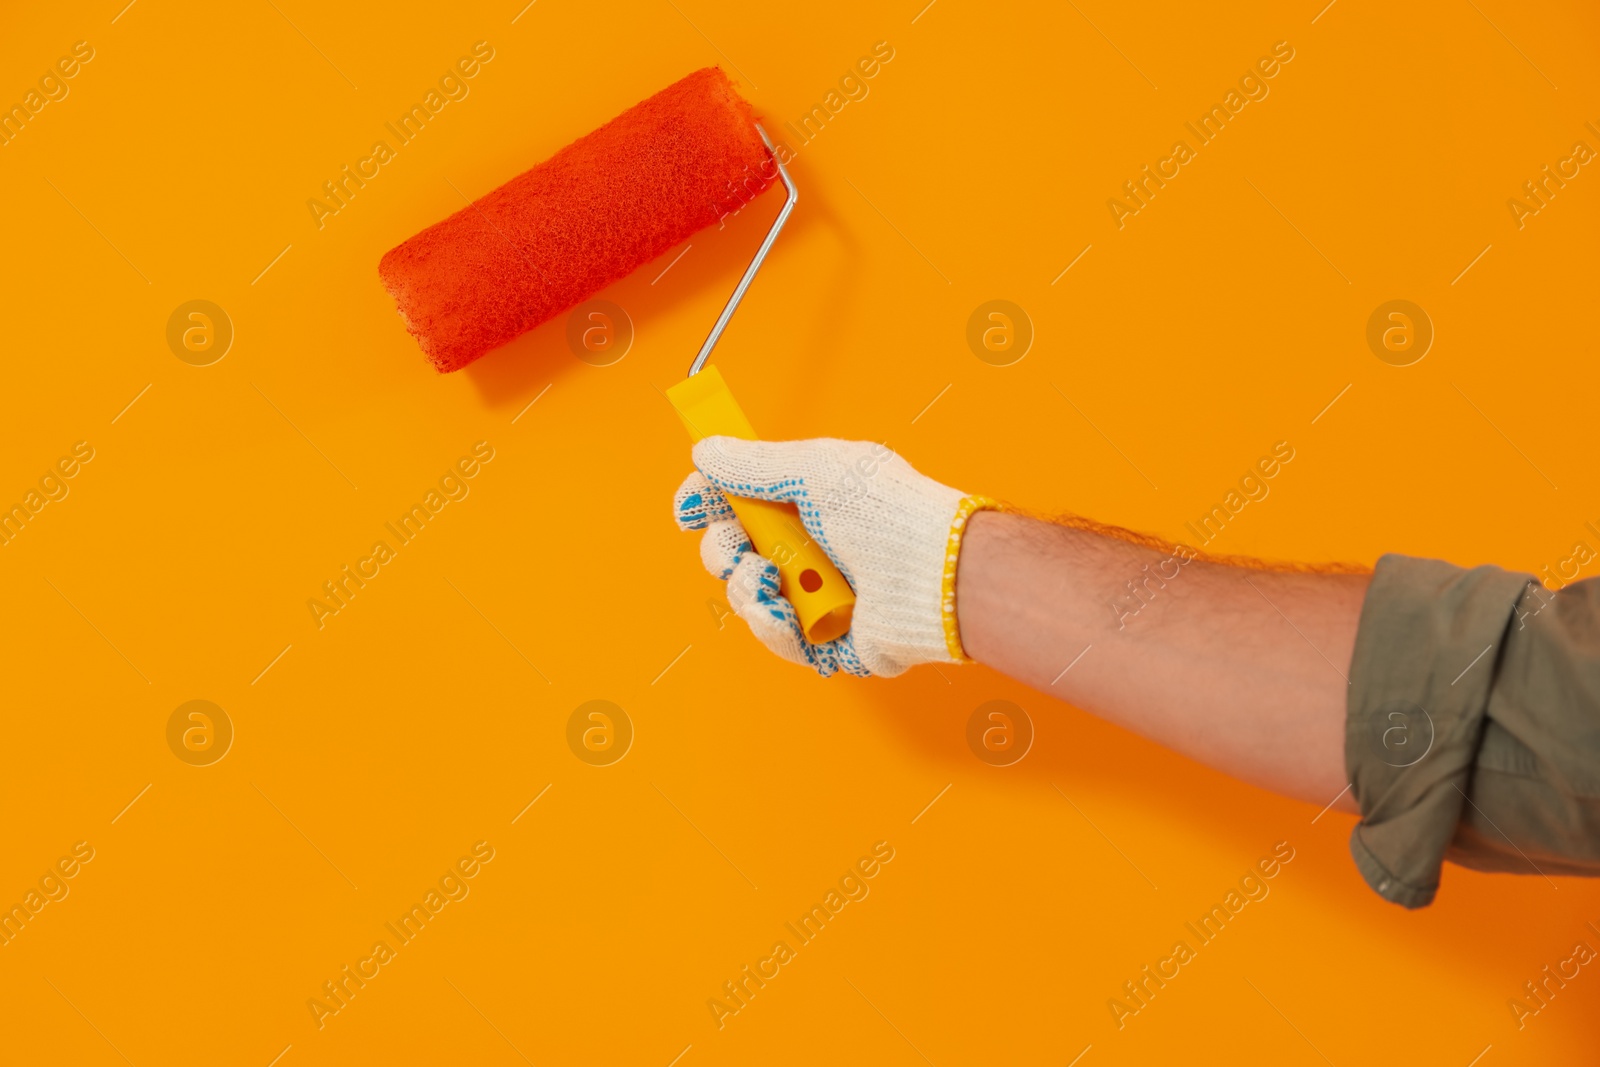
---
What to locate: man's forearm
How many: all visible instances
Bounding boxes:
[680,439,1595,904]
[954,510,1369,810]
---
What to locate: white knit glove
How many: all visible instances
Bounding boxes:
[673,437,994,678]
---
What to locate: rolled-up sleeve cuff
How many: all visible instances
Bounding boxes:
[1345,554,1534,908]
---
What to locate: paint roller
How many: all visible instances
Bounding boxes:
[378,67,855,643]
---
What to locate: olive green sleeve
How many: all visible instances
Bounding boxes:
[1346,554,1600,908]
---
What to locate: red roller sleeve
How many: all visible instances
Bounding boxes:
[378,67,775,372]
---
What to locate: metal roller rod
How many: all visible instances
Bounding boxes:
[686,124,798,378]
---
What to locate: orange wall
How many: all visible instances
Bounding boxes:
[0,1,1597,1063]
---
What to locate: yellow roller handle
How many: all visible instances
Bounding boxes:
[666,365,856,644]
